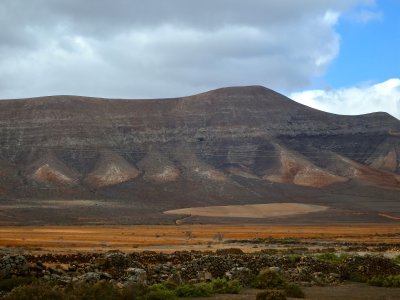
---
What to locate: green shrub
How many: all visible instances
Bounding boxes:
[126,283,175,300]
[392,255,400,265]
[367,276,384,287]
[252,270,287,289]
[287,254,301,263]
[120,282,149,300]
[142,289,177,300]
[148,283,174,292]
[368,275,400,288]
[284,283,305,298]
[315,253,348,264]
[274,238,300,244]
[160,280,179,291]
[255,289,287,300]
[0,277,37,292]
[3,282,65,300]
[175,282,213,297]
[215,248,244,255]
[211,278,240,294]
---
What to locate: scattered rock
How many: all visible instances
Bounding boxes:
[124,268,147,285]
[341,255,400,282]
[226,267,255,285]
[0,255,28,278]
[76,272,101,283]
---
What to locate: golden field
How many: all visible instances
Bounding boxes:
[0,224,399,253]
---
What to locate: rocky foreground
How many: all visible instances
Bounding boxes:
[1,247,400,299]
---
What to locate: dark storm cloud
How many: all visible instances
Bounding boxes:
[0,0,373,99]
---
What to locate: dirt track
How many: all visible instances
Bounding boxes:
[180,284,400,300]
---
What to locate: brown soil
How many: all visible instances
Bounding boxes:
[164,203,328,218]
[264,144,348,188]
[85,151,140,188]
[181,284,400,300]
[302,283,400,300]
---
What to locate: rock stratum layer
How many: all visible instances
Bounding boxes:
[0,86,399,225]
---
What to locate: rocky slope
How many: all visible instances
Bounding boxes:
[0,86,399,224]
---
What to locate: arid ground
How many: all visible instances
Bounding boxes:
[164,203,328,219]
[0,224,399,254]
[179,285,400,300]
[1,224,399,300]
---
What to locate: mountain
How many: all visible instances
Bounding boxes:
[0,86,399,225]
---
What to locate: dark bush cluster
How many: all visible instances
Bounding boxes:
[175,278,240,297]
[3,281,128,300]
[392,255,400,265]
[251,269,305,298]
[256,289,287,300]
[251,269,287,289]
[1,278,242,300]
[211,278,241,294]
[368,275,400,288]
[315,253,349,265]
[3,282,65,300]
[0,277,37,292]
[284,283,305,298]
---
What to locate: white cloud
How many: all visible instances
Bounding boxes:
[0,0,375,99]
[289,78,400,119]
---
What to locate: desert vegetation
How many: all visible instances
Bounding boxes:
[0,224,399,253]
[1,224,400,299]
[1,242,400,299]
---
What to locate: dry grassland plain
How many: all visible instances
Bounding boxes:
[0,224,399,254]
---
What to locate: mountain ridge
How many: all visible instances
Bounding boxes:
[1,85,397,121]
[0,86,399,225]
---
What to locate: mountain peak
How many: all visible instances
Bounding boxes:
[191,85,276,98]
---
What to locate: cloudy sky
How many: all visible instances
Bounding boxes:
[0,0,399,118]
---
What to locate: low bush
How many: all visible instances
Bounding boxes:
[255,289,286,300]
[175,282,213,297]
[3,282,65,300]
[215,248,244,255]
[315,253,348,265]
[392,255,400,265]
[252,269,287,289]
[142,289,177,300]
[211,278,240,294]
[287,254,301,263]
[252,269,305,298]
[128,283,176,300]
[1,277,242,299]
[0,277,37,292]
[277,238,300,244]
[284,283,305,298]
[174,278,241,297]
[120,282,149,299]
[368,275,400,288]
[65,281,123,300]
[147,283,174,292]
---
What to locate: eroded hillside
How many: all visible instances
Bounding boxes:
[0,86,399,224]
